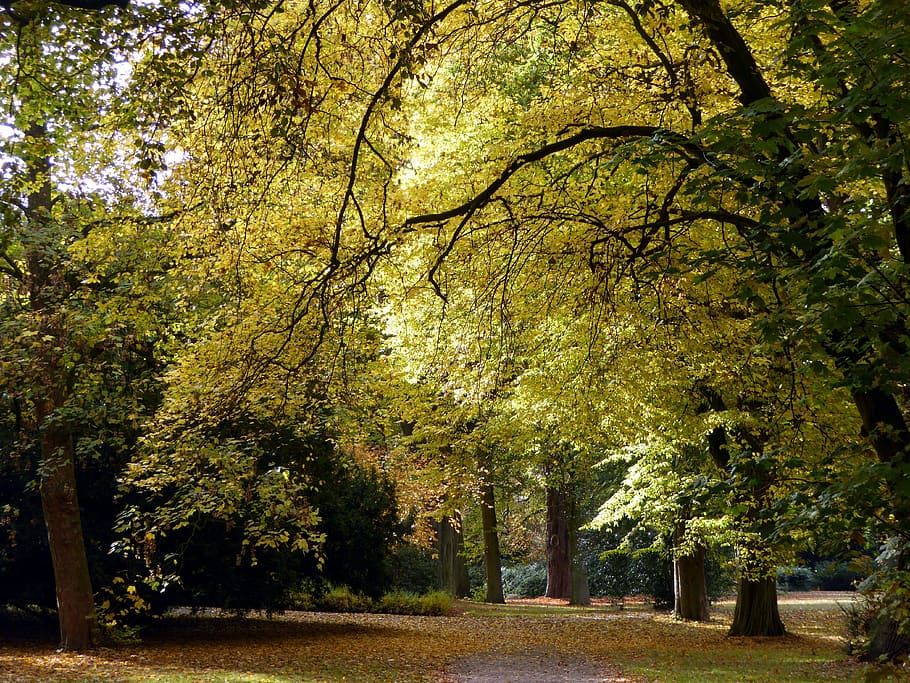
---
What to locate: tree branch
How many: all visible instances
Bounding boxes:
[332,0,471,269]
[404,125,662,228]
[676,0,772,106]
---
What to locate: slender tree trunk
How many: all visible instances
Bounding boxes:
[24,121,97,650]
[545,486,570,599]
[437,513,468,598]
[479,484,504,604]
[673,546,709,622]
[729,576,785,637]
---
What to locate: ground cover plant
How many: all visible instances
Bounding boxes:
[0,593,889,682]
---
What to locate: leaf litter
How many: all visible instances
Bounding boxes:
[0,595,867,682]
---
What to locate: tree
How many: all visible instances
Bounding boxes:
[479,481,505,603]
[0,0,290,647]
[1,3,157,648]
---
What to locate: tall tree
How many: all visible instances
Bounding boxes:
[1,3,141,648]
[0,0,267,647]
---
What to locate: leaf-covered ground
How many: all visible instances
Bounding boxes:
[0,594,876,682]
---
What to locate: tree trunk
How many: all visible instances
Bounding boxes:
[24,121,97,650]
[729,576,785,636]
[545,486,570,599]
[567,493,590,606]
[865,610,910,662]
[437,513,469,598]
[673,545,709,622]
[479,484,504,603]
[38,399,99,650]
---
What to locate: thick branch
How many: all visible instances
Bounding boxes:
[676,0,772,106]
[404,126,661,228]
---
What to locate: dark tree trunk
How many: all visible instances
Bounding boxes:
[851,387,910,469]
[866,610,910,662]
[437,513,469,598]
[24,121,97,650]
[567,493,590,606]
[545,486,570,599]
[480,484,504,604]
[673,545,709,622]
[729,576,785,637]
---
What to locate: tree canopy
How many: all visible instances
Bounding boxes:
[1,0,909,659]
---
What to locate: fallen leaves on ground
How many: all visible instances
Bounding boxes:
[0,594,868,682]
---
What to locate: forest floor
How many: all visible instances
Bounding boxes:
[0,592,895,682]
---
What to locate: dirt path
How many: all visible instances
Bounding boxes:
[444,649,634,682]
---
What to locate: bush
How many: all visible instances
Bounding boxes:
[630,547,673,608]
[502,562,547,598]
[313,463,403,598]
[706,551,736,600]
[377,590,452,616]
[315,586,452,615]
[596,549,632,601]
[317,585,374,613]
[376,590,421,613]
[415,590,453,616]
[388,543,439,594]
[777,566,819,592]
[815,560,866,591]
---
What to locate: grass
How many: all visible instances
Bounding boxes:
[0,593,892,682]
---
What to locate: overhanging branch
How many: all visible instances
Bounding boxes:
[404,125,662,229]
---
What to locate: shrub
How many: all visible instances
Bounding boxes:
[630,547,673,608]
[315,586,452,616]
[587,546,673,607]
[777,566,819,592]
[416,590,453,615]
[501,562,547,598]
[815,560,866,591]
[377,590,452,616]
[706,551,736,600]
[469,583,487,602]
[597,549,632,602]
[377,590,422,614]
[388,543,439,594]
[317,585,374,613]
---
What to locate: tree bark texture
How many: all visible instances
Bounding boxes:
[729,576,786,637]
[673,545,709,622]
[479,484,505,604]
[545,486,570,599]
[437,513,469,598]
[567,493,590,606]
[38,399,100,650]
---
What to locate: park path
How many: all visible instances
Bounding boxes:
[444,649,635,682]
